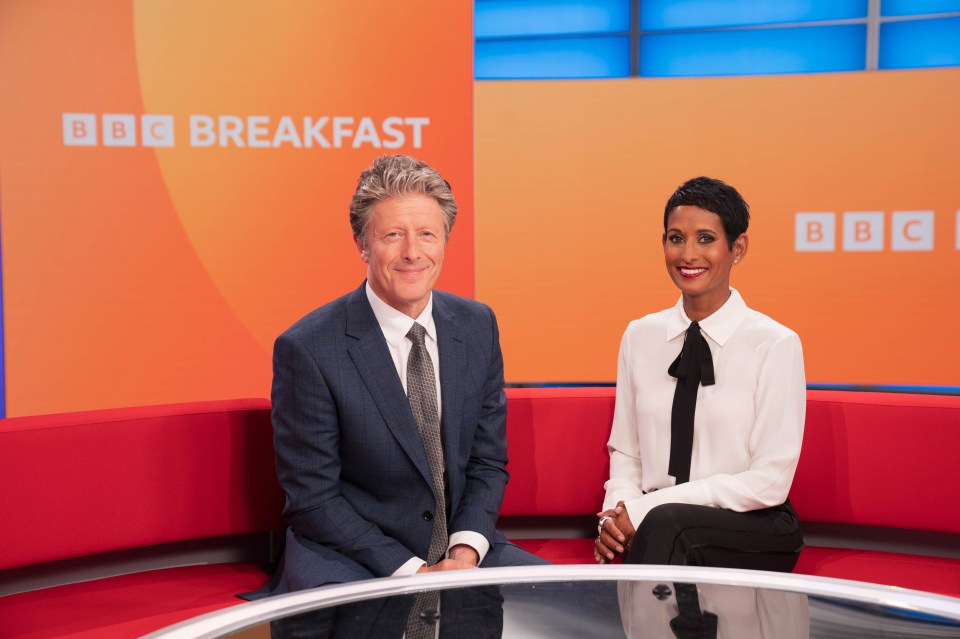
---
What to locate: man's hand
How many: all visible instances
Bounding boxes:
[416,544,480,573]
[594,502,636,564]
[447,544,480,566]
[417,558,476,573]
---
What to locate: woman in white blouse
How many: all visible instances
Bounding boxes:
[595,177,806,571]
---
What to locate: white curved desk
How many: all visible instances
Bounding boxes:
[143,565,960,639]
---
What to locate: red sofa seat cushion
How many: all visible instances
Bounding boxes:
[0,563,268,639]
[511,538,960,598]
[793,547,960,598]
[513,538,595,565]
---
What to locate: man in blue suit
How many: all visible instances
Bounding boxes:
[262,155,545,614]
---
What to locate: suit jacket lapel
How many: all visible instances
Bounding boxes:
[434,294,465,496]
[345,284,432,485]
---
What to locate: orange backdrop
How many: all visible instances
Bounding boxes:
[0,0,474,416]
[2,2,958,417]
[475,69,960,386]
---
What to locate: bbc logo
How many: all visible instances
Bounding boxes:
[795,211,944,252]
[63,113,174,147]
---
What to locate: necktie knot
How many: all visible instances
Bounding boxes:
[407,322,427,345]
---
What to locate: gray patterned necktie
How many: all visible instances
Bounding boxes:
[406,321,448,561]
[405,322,446,639]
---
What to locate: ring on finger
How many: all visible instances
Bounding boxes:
[597,515,613,534]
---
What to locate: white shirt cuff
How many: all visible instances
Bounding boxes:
[390,531,490,577]
[392,556,427,577]
[449,531,490,565]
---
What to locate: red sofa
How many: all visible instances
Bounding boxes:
[0,399,283,639]
[1,389,958,638]
[503,387,960,597]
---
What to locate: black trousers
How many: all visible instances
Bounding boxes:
[625,500,803,572]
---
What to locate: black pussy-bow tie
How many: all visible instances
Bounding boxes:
[667,321,716,484]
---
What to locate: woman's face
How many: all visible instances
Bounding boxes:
[663,205,747,308]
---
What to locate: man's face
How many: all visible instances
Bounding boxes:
[357,194,446,318]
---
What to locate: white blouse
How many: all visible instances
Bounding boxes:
[603,289,806,528]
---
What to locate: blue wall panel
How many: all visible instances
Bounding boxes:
[640,0,868,30]
[639,25,867,76]
[476,0,630,38]
[881,0,960,17]
[476,36,630,78]
[879,17,960,68]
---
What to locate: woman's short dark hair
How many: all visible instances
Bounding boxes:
[663,176,750,248]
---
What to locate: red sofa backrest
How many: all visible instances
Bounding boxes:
[501,387,614,516]
[3,389,957,572]
[791,390,960,534]
[0,399,284,571]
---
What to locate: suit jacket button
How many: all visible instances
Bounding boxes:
[422,511,434,521]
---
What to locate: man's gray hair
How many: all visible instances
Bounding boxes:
[349,154,458,245]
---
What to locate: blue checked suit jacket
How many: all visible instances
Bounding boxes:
[263,283,509,594]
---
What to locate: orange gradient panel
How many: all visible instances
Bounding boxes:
[132,0,475,350]
[475,69,960,385]
[0,0,472,416]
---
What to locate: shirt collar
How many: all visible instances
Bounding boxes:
[365,281,436,348]
[666,288,748,347]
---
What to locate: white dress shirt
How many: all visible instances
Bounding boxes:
[365,283,490,575]
[603,288,806,529]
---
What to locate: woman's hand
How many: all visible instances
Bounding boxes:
[594,502,636,563]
